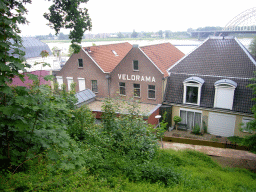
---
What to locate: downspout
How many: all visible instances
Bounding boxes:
[106,73,111,97]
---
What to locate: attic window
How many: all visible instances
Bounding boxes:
[214,79,237,110]
[183,76,204,105]
[112,50,118,56]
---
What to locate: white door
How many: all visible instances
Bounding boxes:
[78,78,86,91]
[208,112,236,137]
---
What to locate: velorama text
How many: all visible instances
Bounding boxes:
[118,74,156,82]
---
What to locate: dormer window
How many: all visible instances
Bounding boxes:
[78,59,83,68]
[183,77,204,105]
[214,79,237,110]
[133,60,139,71]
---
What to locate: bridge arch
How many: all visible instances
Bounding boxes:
[224,7,256,31]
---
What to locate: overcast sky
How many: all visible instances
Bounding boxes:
[20,0,255,36]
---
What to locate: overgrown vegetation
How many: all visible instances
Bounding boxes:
[1,0,256,191]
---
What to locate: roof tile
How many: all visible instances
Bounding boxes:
[84,42,133,73]
[140,43,185,77]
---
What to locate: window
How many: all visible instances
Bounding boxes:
[133,60,139,71]
[78,78,86,91]
[66,77,73,91]
[183,76,204,105]
[133,83,140,97]
[56,76,63,89]
[241,117,254,133]
[148,85,155,99]
[78,59,83,68]
[180,109,202,130]
[119,82,126,95]
[91,80,98,93]
[214,79,237,110]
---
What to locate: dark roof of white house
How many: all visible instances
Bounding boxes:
[168,36,256,78]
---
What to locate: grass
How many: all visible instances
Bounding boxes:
[1,149,255,191]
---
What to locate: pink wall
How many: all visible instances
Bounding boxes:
[11,70,51,88]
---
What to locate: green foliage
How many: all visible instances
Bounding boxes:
[202,120,208,133]
[67,105,96,141]
[0,79,86,172]
[68,44,74,56]
[43,0,92,53]
[192,124,201,135]
[173,116,182,124]
[249,35,256,57]
[52,46,61,57]
[1,148,256,191]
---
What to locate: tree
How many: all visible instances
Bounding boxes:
[249,36,256,57]
[0,0,92,171]
[158,30,163,38]
[68,44,74,56]
[117,32,124,38]
[131,30,138,38]
[44,0,92,53]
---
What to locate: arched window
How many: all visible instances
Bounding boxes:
[183,76,204,105]
[214,79,237,110]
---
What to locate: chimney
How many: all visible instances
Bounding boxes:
[133,44,139,48]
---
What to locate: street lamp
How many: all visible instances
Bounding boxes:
[155,115,163,148]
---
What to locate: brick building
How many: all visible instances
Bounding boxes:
[56,42,184,124]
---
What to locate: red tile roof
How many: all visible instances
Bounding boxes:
[83,42,133,73]
[140,43,185,77]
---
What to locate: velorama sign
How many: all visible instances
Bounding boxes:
[118,74,156,83]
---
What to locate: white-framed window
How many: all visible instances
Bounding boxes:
[78,59,83,68]
[133,60,139,71]
[91,80,98,93]
[119,82,126,96]
[183,77,204,105]
[56,76,63,89]
[214,79,237,110]
[180,108,202,130]
[148,85,155,99]
[241,117,254,133]
[66,77,73,91]
[78,78,86,91]
[133,83,140,97]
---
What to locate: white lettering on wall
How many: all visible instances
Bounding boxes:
[118,74,156,83]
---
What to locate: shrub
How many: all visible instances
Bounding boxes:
[173,116,182,124]
[192,124,201,135]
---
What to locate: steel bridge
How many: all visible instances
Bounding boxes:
[190,7,256,38]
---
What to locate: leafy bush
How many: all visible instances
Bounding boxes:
[192,124,201,135]
[67,105,96,141]
[0,79,86,172]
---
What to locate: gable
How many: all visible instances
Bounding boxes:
[84,42,133,73]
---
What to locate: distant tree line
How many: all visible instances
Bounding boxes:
[34,26,255,41]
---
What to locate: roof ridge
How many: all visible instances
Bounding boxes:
[140,42,171,48]
[83,42,130,49]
